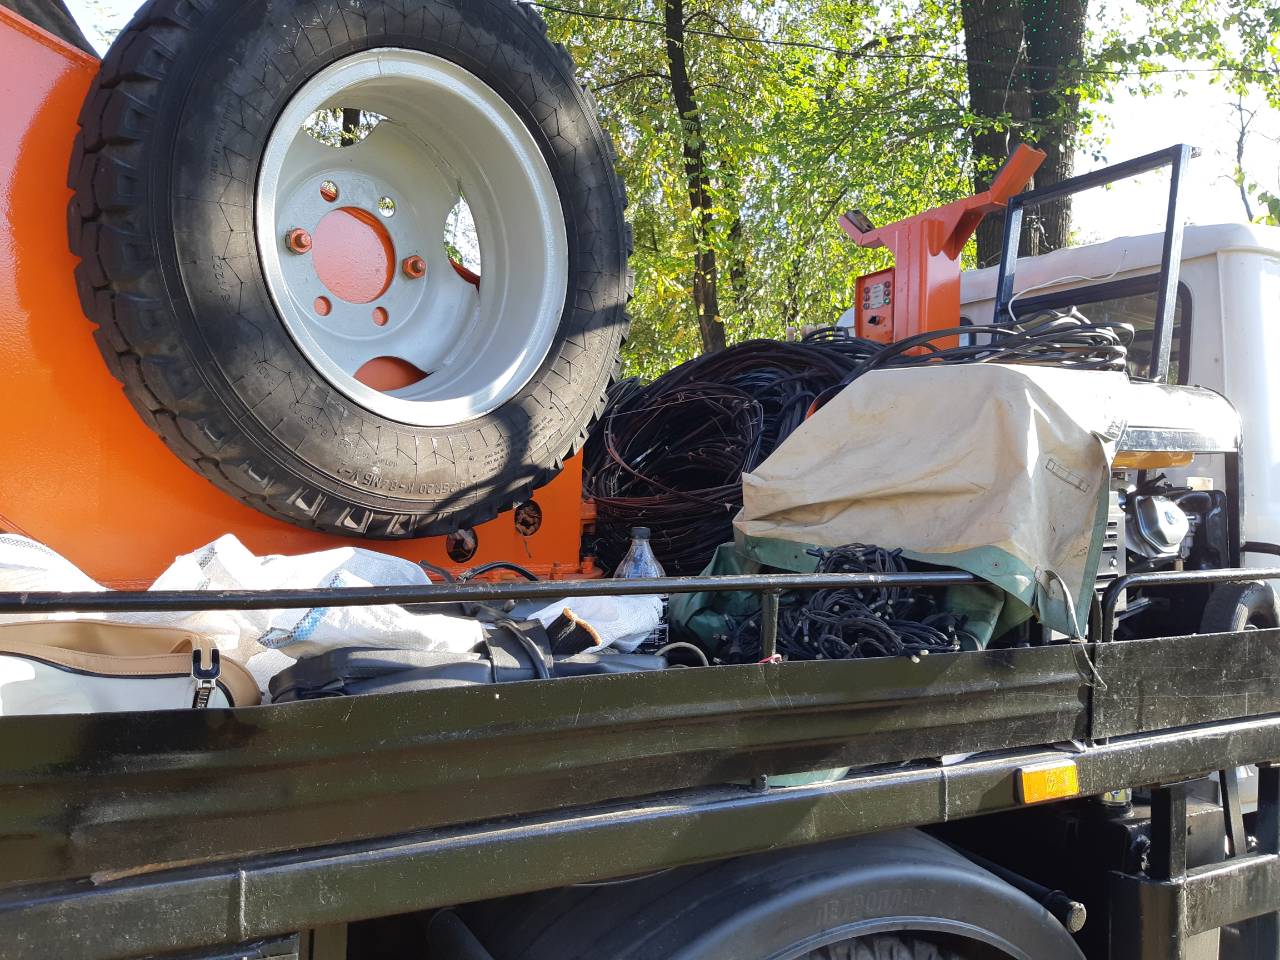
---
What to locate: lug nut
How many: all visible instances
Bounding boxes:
[286,228,312,254]
[402,255,427,279]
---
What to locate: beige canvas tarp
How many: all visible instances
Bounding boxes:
[735,364,1130,636]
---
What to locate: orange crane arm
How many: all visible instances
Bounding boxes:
[838,145,1046,345]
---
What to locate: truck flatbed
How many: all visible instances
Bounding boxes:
[4,569,1280,959]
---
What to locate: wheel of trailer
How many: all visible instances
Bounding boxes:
[1199,581,1280,633]
[68,0,630,537]
[461,832,1085,959]
[796,935,969,959]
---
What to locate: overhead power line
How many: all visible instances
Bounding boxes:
[524,0,1280,79]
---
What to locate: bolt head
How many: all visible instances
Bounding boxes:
[402,255,427,279]
[286,228,312,254]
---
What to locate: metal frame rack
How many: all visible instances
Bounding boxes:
[993,143,1196,384]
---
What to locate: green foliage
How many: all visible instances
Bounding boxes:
[1099,0,1280,104]
[301,108,384,147]
[545,0,972,377]
[1236,168,1280,224]
[1255,189,1280,225]
[544,0,1280,376]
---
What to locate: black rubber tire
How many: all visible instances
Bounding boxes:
[465,831,1083,960]
[68,0,630,538]
[1199,581,1280,633]
[799,936,968,960]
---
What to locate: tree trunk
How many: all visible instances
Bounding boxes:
[1024,0,1087,251]
[961,0,1088,265]
[726,213,746,305]
[341,108,362,145]
[663,0,727,353]
[1,0,96,55]
[961,0,1031,266]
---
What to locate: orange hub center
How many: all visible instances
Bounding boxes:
[311,207,394,304]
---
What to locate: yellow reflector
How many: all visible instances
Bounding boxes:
[1113,450,1195,469]
[1017,761,1080,804]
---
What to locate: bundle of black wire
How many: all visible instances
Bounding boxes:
[812,309,1134,409]
[586,333,879,573]
[586,313,1130,575]
[721,545,973,662]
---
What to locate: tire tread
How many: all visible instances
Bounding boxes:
[804,934,969,960]
[68,0,630,537]
[1199,581,1280,633]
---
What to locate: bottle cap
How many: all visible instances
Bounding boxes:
[630,526,651,540]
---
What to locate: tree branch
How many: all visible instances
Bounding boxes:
[594,70,669,93]
[664,0,726,353]
[683,10,734,33]
[1234,95,1257,221]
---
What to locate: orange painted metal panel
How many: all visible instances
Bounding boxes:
[0,9,589,587]
[840,144,1045,345]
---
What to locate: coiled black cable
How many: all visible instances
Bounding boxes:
[721,544,973,662]
[586,337,878,573]
[586,314,1128,575]
[813,310,1134,409]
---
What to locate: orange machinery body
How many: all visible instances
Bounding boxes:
[0,9,591,588]
[841,146,1046,345]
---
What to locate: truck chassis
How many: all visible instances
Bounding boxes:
[3,567,1280,959]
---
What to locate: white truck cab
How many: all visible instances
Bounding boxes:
[962,222,1280,563]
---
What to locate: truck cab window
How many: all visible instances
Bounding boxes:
[1072,286,1190,384]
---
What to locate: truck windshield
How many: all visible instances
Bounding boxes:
[1076,288,1188,383]
[1016,281,1191,384]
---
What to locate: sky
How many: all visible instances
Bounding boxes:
[63,0,1280,244]
[1073,81,1280,241]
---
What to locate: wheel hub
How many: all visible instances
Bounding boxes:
[310,207,395,305]
[256,49,568,427]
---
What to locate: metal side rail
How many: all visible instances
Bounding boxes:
[1097,568,1280,958]
[1110,767,1280,959]
[1100,566,1280,643]
[5,567,1280,959]
[5,715,1280,960]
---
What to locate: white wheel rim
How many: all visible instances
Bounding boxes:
[256,49,568,426]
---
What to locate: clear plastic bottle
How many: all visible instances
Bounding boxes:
[613,527,667,650]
